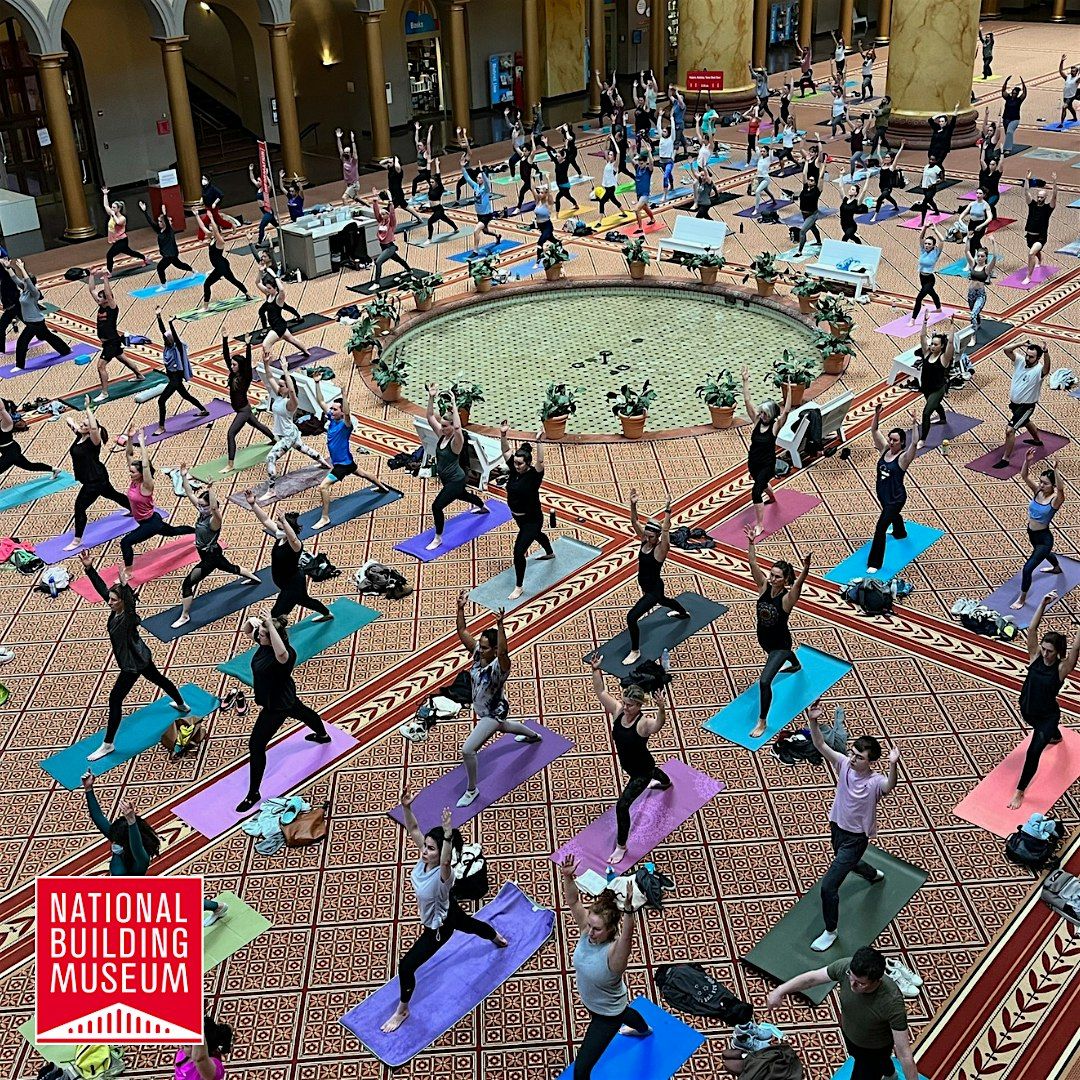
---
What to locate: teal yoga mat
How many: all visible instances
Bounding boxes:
[468,536,600,610]
[834,1058,928,1080]
[704,646,853,749]
[742,846,929,1004]
[61,370,168,409]
[0,471,77,511]
[217,598,379,684]
[824,521,944,585]
[39,683,218,789]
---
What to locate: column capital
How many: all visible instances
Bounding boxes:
[32,52,69,67]
[260,20,294,33]
[354,0,386,13]
[152,35,190,48]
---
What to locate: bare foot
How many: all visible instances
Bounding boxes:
[380,1006,409,1034]
[750,719,768,738]
[1010,596,1026,610]
[220,465,235,475]
[312,517,330,531]
[241,572,261,584]
[1041,565,1064,574]
[1007,790,1023,810]
[608,845,627,865]
[170,614,191,629]
[620,1024,654,1037]
[622,649,641,666]
[63,538,83,551]
[493,933,509,948]
[508,586,524,600]
[425,535,443,551]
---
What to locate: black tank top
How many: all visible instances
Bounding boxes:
[1026,202,1052,235]
[637,544,663,592]
[1019,655,1063,721]
[96,304,120,343]
[428,176,445,202]
[612,711,655,777]
[0,427,16,455]
[920,354,948,392]
[876,453,906,505]
[748,418,776,474]
[969,264,991,285]
[70,437,108,485]
[840,197,858,230]
[756,587,792,652]
[209,241,228,270]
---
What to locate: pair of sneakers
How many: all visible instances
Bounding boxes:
[220,688,249,717]
[885,957,923,999]
[732,1020,784,1053]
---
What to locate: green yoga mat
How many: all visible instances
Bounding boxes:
[189,441,271,482]
[18,1021,76,1065]
[203,891,272,970]
[742,847,928,1004]
[218,598,379,684]
[61,370,168,409]
[615,181,637,194]
[176,296,257,321]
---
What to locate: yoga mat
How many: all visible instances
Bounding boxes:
[0,471,76,514]
[965,430,1069,480]
[202,891,272,971]
[708,491,823,547]
[142,571,276,641]
[838,168,880,184]
[953,728,1080,838]
[1004,144,1031,157]
[734,200,795,219]
[874,309,955,338]
[395,499,514,561]
[17,1021,78,1065]
[823,521,944,584]
[704,646,852,749]
[972,317,1014,348]
[1071,198,1080,208]
[998,265,1058,290]
[140,398,234,445]
[897,212,952,228]
[615,219,667,237]
[244,314,332,348]
[40,683,217,789]
[1040,119,1080,131]
[962,185,1014,200]
[1057,239,1080,257]
[551,759,723,875]
[781,208,839,227]
[775,245,820,264]
[61,370,168,409]
[34,507,158,564]
[70,537,200,602]
[742,846,929,1004]
[834,1057,928,1080]
[1021,147,1076,162]
[295,482,401,530]
[915,412,983,456]
[252,344,335,377]
[103,260,157,279]
[505,254,577,280]
[0,342,94,379]
[129,273,207,299]
[587,592,728,678]
[939,258,970,278]
[217,598,380,684]
[173,723,358,837]
[979,555,1080,627]
[347,270,423,296]
[854,205,907,225]
[615,181,637,194]
[340,882,554,1066]
[226,464,327,506]
[188,442,271,482]
[553,998,705,1080]
[647,187,693,207]
[423,227,473,246]
[468,536,600,609]
[176,296,256,321]
[388,719,572,829]
[445,239,521,263]
[909,179,959,196]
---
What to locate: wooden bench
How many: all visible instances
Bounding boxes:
[805,239,882,299]
[888,324,975,385]
[777,391,854,469]
[656,215,728,260]
[414,416,505,488]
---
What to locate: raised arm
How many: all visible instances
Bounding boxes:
[654,497,673,561]
[1060,626,1080,681]
[899,408,920,469]
[261,353,283,398]
[79,551,111,602]
[745,531,767,587]
[244,490,282,538]
[425,382,442,432]
[135,431,153,492]
[533,429,545,472]
[1028,591,1054,661]
[558,854,590,930]
[455,590,477,653]
[807,706,845,768]
[784,548,811,611]
[606,880,637,975]
[1049,172,1058,209]
[628,488,644,539]
[101,186,112,218]
[398,786,426,850]
[870,404,887,452]
[494,608,511,672]
[82,774,112,838]
[587,653,621,716]
[275,507,301,552]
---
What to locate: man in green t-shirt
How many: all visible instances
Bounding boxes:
[765,946,920,1080]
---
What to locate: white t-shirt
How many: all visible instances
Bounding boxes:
[1063,73,1078,99]
[921,164,942,188]
[832,97,847,117]
[1011,354,1045,405]
[697,143,712,170]
[756,154,773,178]
[412,861,451,929]
[658,133,675,159]
[835,45,846,63]
[602,162,617,187]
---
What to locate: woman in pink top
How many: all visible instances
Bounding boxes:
[368,188,412,288]
[119,428,195,568]
[102,186,150,274]
[175,1015,233,1079]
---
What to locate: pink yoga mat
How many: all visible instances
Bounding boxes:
[965,430,1069,480]
[897,213,952,228]
[140,398,234,445]
[616,219,667,236]
[551,759,724,875]
[875,308,955,338]
[984,216,1016,235]
[953,728,1080,837]
[70,536,203,601]
[998,265,1059,290]
[708,490,822,547]
[173,722,357,837]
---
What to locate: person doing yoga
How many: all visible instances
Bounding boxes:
[257,271,309,357]
[260,358,330,499]
[153,308,208,435]
[500,423,555,600]
[994,341,1051,469]
[80,548,189,762]
[234,611,331,813]
[102,187,150,273]
[424,383,488,551]
[454,593,541,808]
[1011,451,1065,611]
[380,794,508,1034]
[742,370,792,538]
[911,223,945,320]
[5,257,71,370]
[559,862,652,1079]
[200,213,251,308]
[587,654,671,866]
[80,771,161,876]
[623,492,689,666]
[221,336,276,473]
[0,399,58,482]
[63,404,129,550]
[1022,172,1057,285]
[867,406,919,574]
[868,143,904,221]
[1057,53,1078,129]
[915,313,954,449]
[87,270,143,402]
[746,529,809,739]
[139,201,195,282]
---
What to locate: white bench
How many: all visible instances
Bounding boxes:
[778,391,854,469]
[888,325,975,385]
[656,216,728,260]
[414,416,505,488]
[254,366,343,424]
[805,239,882,299]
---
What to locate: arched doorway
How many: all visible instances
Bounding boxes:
[404,0,445,118]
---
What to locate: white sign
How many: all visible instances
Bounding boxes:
[157,169,178,187]
[37,128,52,148]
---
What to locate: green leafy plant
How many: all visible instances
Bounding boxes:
[790,273,822,298]
[608,380,658,417]
[695,370,738,408]
[467,254,500,281]
[345,315,378,351]
[438,379,485,414]
[364,295,400,324]
[372,354,408,390]
[688,250,726,270]
[751,251,781,283]
[813,293,853,327]
[622,237,652,264]
[812,330,857,359]
[539,239,572,269]
[405,272,443,303]
[769,348,818,389]
[539,382,580,421]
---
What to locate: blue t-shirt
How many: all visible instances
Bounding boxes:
[918,247,941,274]
[326,415,353,465]
[635,161,652,197]
[469,173,492,216]
[672,99,686,126]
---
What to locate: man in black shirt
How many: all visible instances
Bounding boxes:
[1001,76,1027,156]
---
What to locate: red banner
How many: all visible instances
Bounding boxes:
[257,139,272,203]
[686,70,724,92]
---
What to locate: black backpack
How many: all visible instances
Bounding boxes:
[801,406,824,458]
[842,577,893,615]
[619,659,674,693]
[1005,818,1065,873]
[299,552,340,582]
[655,962,752,1024]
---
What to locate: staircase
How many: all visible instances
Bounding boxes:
[187,82,260,178]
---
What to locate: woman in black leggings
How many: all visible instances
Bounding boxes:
[154,308,208,435]
[139,202,195,282]
[380,792,508,1033]
[915,314,954,448]
[500,423,555,600]
[235,611,332,812]
[256,250,301,326]
[867,405,919,574]
[247,497,333,621]
[1009,591,1079,809]
[222,337,276,473]
[741,370,792,538]
[0,400,57,482]
[1011,451,1065,611]
[79,548,189,763]
[869,143,904,221]
[424,383,487,551]
[746,530,809,738]
[200,213,251,308]
[515,140,537,211]
[911,223,944,319]
[419,157,454,245]
[102,187,150,273]
[838,179,868,243]
[63,404,129,550]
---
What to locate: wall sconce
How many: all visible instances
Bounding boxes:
[321,50,340,67]
[199,2,210,10]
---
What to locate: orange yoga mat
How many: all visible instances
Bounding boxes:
[953,727,1080,837]
[70,537,202,602]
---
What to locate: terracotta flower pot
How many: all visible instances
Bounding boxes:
[782,382,806,407]
[618,412,647,439]
[822,353,850,375]
[475,276,493,293]
[457,407,470,427]
[542,414,569,440]
[544,264,563,281]
[628,260,647,280]
[374,315,392,332]
[377,381,401,403]
[352,346,375,370]
[708,404,735,430]
[414,294,434,312]
[755,277,776,297]
[829,320,853,337]
[698,265,719,285]
[798,295,815,315]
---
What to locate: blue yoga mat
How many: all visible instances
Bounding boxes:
[0,471,77,512]
[939,257,970,277]
[554,998,704,1080]
[468,536,600,610]
[40,683,218,789]
[217,598,380,684]
[299,482,402,531]
[703,646,853,749]
[142,574,277,642]
[445,239,522,263]
[824,521,944,585]
[129,273,207,299]
[506,253,577,280]
[834,1058,928,1080]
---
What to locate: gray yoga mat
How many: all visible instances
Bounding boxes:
[468,536,601,611]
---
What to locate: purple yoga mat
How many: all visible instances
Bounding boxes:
[734,199,793,219]
[0,342,95,379]
[253,345,335,379]
[708,490,822,547]
[172,722,357,837]
[965,431,1069,480]
[551,759,724,875]
[875,308,955,338]
[388,720,572,829]
[141,398,234,445]
[395,499,513,562]
[981,555,1080,628]
[998,265,1059,290]
[340,882,554,1066]
[854,205,908,225]
[34,508,168,565]
[897,212,952,228]
[915,412,983,456]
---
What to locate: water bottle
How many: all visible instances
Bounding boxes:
[48,577,57,599]
[605,865,616,885]
[940,438,951,457]
[660,647,670,671]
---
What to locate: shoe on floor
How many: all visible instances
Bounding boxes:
[203,902,229,927]
[220,689,238,711]
[732,1020,785,1052]
[235,690,249,717]
[810,929,838,951]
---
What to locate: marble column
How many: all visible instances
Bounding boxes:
[35,53,94,240]
[1050,0,1065,21]
[884,0,981,150]
[753,0,768,69]
[798,0,813,50]
[981,0,1000,19]
[675,0,755,112]
[875,0,892,46]
[522,0,541,115]
[650,0,666,83]
[838,0,853,48]
[587,0,605,114]
[264,22,305,183]
[359,8,391,160]
[444,0,472,145]
[157,37,202,211]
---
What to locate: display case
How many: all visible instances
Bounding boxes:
[488,52,514,107]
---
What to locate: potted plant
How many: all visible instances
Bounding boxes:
[364,294,400,332]
[439,379,485,426]
[346,316,380,370]
[607,380,658,439]
[688,249,726,285]
[468,253,500,293]
[813,293,854,337]
[622,237,651,281]
[405,272,443,312]
[790,273,822,315]
[695,370,739,429]
[751,251,781,297]
[813,330,857,376]
[769,348,818,407]
[539,382,580,440]
[539,239,571,282]
[371,354,408,403]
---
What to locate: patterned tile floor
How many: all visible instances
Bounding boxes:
[1,20,1080,1080]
